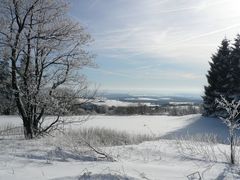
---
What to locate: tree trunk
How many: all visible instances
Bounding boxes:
[230,130,235,164]
[32,119,39,135]
[23,117,33,139]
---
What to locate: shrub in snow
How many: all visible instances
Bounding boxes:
[216,95,240,164]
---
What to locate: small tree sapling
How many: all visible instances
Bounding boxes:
[216,95,240,164]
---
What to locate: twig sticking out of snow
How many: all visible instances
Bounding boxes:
[187,171,201,180]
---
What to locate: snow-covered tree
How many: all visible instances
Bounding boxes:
[203,38,232,116]
[0,0,94,139]
[216,96,240,164]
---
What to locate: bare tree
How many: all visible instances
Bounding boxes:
[216,96,240,164]
[0,0,94,139]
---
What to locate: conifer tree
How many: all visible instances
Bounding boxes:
[0,57,13,114]
[229,34,240,99]
[203,38,232,116]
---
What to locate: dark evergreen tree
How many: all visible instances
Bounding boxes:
[0,57,13,114]
[203,38,232,116]
[229,34,240,99]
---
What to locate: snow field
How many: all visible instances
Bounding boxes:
[0,114,240,179]
[0,137,239,179]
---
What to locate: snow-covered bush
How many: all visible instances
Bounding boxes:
[216,96,240,164]
[175,134,219,162]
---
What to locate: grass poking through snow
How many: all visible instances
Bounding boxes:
[58,127,157,147]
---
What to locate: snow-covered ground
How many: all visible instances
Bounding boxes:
[68,115,197,136]
[0,114,230,141]
[0,114,239,179]
[92,99,155,107]
[92,99,137,107]
[0,114,196,136]
[169,102,194,105]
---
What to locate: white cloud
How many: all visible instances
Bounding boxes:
[71,0,240,94]
[90,0,240,65]
[94,67,202,81]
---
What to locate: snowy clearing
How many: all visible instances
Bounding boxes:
[0,138,239,179]
[0,114,240,179]
[0,114,232,141]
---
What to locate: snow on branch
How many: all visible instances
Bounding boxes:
[215,95,240,129]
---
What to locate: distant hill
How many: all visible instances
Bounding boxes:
[99,92,202,106]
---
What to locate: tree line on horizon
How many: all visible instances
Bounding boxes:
[203,34,240,116]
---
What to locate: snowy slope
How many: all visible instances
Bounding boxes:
[0,138,238,180]
[0,114,239,179]
[0,114,201,136]
[0,114,233,141]
[75,115,196,136]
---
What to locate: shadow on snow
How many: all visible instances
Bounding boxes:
[14,147,103,162]
[161,115,240,144]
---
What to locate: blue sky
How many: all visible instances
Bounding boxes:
[70,0,240,96]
